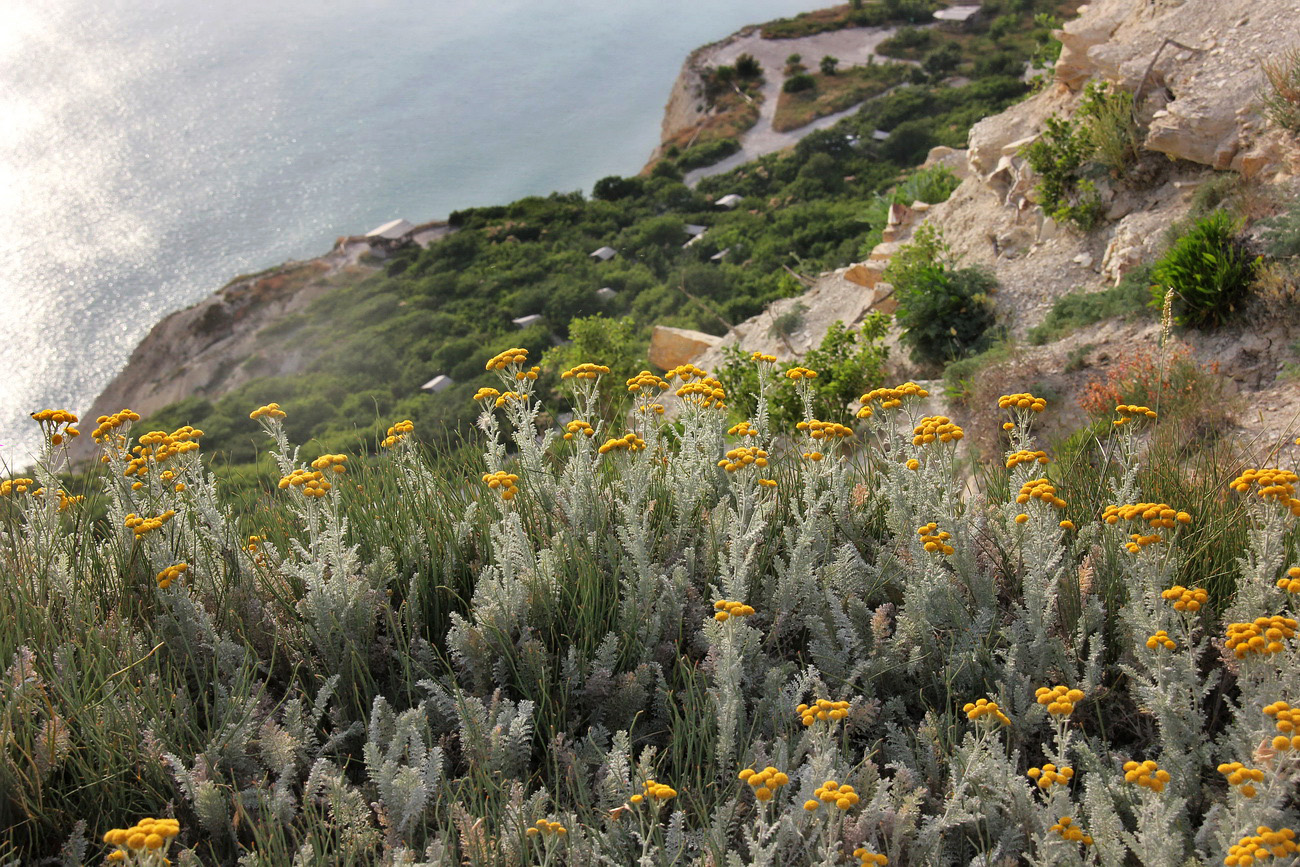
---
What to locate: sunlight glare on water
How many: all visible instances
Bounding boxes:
[0,0,831,464]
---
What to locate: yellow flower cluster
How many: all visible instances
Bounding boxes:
[751,351,777,363]
[1263,702,1300,752]
[1225,616,1297,658]
[472,387,501,404]
[963,698,1010,725]
[1229,469,1300,515]
[1123,759,1170,793]
[853,848,888,866]
[525,819,567,837]
[485,347,528,371]
[785,367,817,381]
[738,766,790,801]
[1027,763,1073,790]
[249,403,286,420]
[1105,502,1194,529]
[47,488,84,510]
[278,469,332,498]
[1049,817,1093,846]
[1145,630,1176,650]
[912,416,964,446]
[630,779,677,804]
[917,523,954,556]
[804,780,859,811]
[859,382,928,413]
[155,563,187,590]
[563,420,595,441]
[1162,585,1208,612]
[1114,404,1157,425]
[124,510,176,539]
[1225,827,1298,865]
[998,393,1047,413]
[494,391,523,408]
[676,377,726,409]
[638,403,665,415]
[1035,685,1083,717]
[1016,479,1066,509]
[713,600,755,621]
[666,363,709,381]
[244,535,267,566]
[309,454,348,475]
[758,477,777,488]
[123,427,203,481]
[32,409,80,444]
[92,409,141,441]
[101,817,180,862]
[561,362,610,380]
[728,421,758,437]
[1278,566,1300,594]
[1218,762,1265,798]
[626,371,668,393]
[0,478,34,496]
[514,366,540,382]
[482,470,519,501]
[1005,449,1049,470]
[718,447,769,473]
[797,419,853,440]
[381,419,414,448]
[797,698,850,727]
[598,433,646,454]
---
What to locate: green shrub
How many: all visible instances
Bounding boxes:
[1149,210,1259,328]
[675,137,741,171]
[895,163,960,204]
[1263,191,1300,258]
[1076,81,1140,178]
[886,224,999,363]
[1262,46,1300,134]
[734,53,762,79]
[1026,265,1153,344]
[783,73,816,94]
[1019,115,1103,231]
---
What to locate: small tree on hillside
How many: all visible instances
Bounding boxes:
[820,55,840,76]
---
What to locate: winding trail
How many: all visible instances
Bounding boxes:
[682,24,908,186]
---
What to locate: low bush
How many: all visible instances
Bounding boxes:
[1262,46,1300,134]
[675,137,741,171]
[1149,210,1259,328]
[782,73,816,94]
[1076,81,1140,179]
[886,224,999,363]
[1026,265,1153,344]
[1019,115,1104,231]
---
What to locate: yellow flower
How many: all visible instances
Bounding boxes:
[1122,759,1171,793]
[278,469,332,498]
[1035,685,1083,717]
[485,347,529,371]
[1049,816,1092,846]
[381,419,415,448]
[738,766,790,801]
[101,817,181,860]
[626,371,668,394]
[92,409,141,441]
[124,510,177,539]
[912,415,964,446]
[796,698,851,727]
[962,697,1010,726]
[1145,630,1176,650]
[1016,478,1066,509]
[155,563,188,590]
[310,454,348,473]
[249,402,286,421]
[1005,449,1049,470]
[561,362,610,380]
[1278,566,1300,594]
[860,382,928,411]
[1113,403,1157,426]
[728,421,758,437]
[1161,584,1207,612]
[751,351,777,364]
[637,779,677,802]
[812,780,859,810]
[528,818,567,836]
[853,847,889,866]
[785,367,817,380]
[1217,762,1265,798]
[598,432,646,454]
[997,393,1047,413]
[482,470,520,501]
[718,446,769,473]
[1027,763,1073,790]
[713,599,756,621]
[1229,468,1300,516]
[1226,617,1297,658]
[1226,827,1298,864]
[917,522,954,556]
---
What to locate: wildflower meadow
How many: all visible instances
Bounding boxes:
[2,347,1299,866]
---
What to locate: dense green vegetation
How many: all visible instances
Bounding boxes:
[137,72,1034,474]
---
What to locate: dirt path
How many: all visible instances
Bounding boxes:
[683,25,906,186]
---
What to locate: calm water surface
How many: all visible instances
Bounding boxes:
[0,0,830,462]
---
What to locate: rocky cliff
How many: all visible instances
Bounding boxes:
[695,0,1300,449]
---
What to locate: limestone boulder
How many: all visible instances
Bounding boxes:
[648,326,723,370]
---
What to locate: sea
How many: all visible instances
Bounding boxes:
[0,0,832,466]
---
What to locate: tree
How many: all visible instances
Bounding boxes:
[820,55,840,76]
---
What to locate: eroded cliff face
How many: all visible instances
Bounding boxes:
[69,253,376,463]
[693,0,1300,450]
